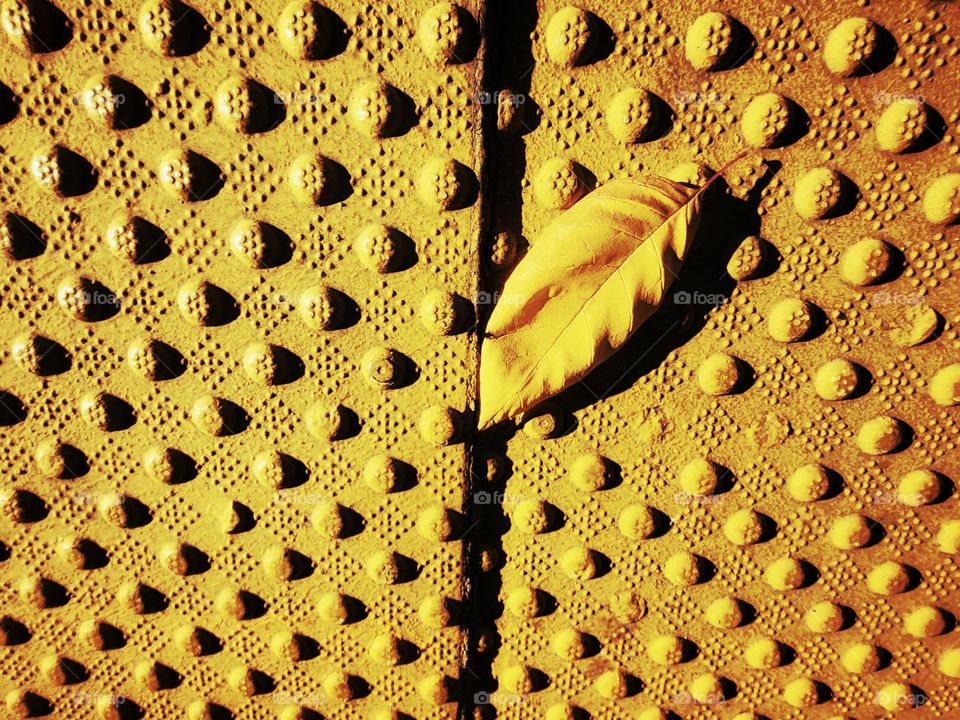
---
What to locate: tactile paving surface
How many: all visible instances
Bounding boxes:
[476,1,960,719]
[2,1,960,720]
[0,1,482,718]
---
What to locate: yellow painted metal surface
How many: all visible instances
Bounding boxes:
[477,1,960,719]
[1,1,960,719]
[0,1,482,718]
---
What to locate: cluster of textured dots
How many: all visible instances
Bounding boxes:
[525,5,951,238]
[484,2,960,719]
[612,4,679,74]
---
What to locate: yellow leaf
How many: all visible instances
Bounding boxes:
[478,169,727,429]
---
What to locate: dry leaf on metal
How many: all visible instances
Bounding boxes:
[478,155,744,428]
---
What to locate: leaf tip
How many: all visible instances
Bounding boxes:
[476,405,495,431]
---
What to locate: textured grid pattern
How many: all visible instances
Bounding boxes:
[478,2,960,719]
[1,1,960,720]
[0,1,481,718]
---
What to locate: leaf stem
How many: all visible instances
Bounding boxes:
[700,148,751,193]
